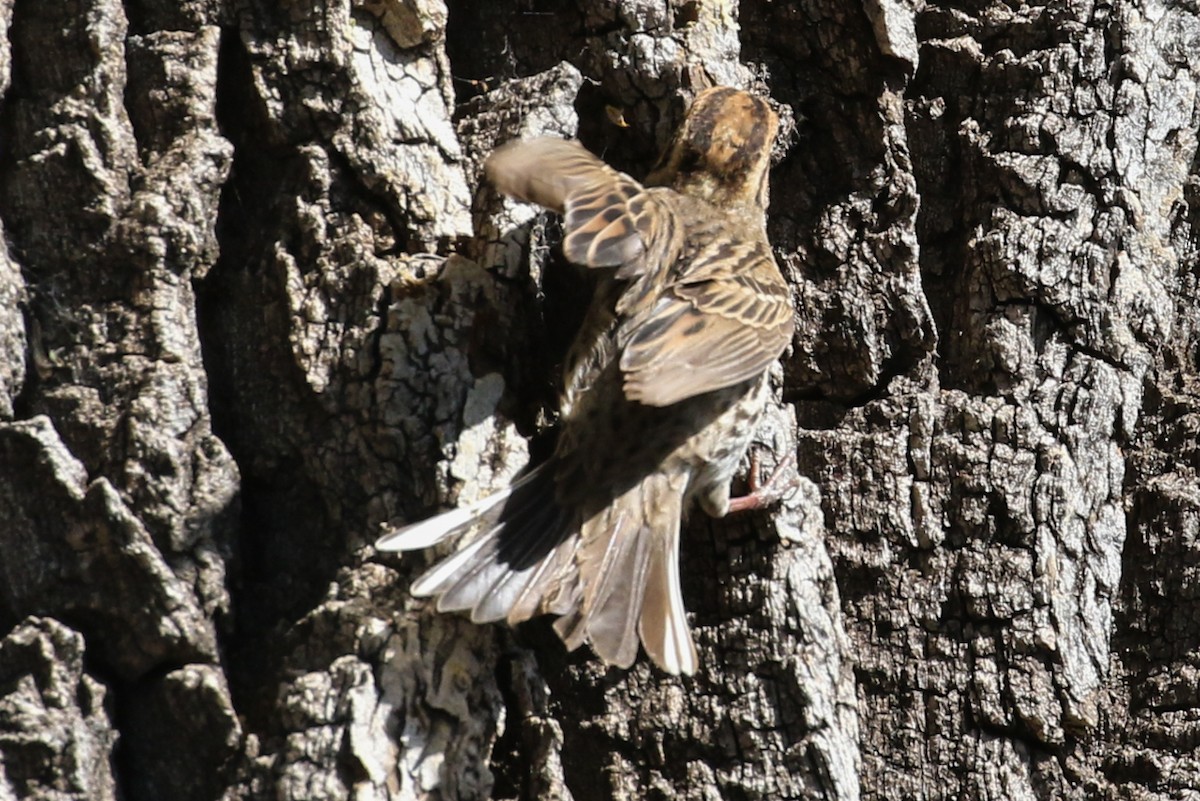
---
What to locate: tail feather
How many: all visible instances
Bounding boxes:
[507,540,574,624]
[572,474,697,675]
[552,603,587,652]
[422,490,559,614]
[377,463,578,626]
[583,510,651,668]
[462,499,569,622]
[377,462,699,675]
[428,533,516,618]
[413,526,498,602]
[639,518,697,675]
[375,466,547,551]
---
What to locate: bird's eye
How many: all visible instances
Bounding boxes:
[676,146,704,175]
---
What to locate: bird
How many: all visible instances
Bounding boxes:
[376,87,794,675]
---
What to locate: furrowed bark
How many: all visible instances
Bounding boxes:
[0,1,1197,800]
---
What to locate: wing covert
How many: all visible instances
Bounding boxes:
[618,237,793,407]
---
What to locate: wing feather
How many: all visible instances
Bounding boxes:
[486,137,672,274]
[619,237,793,406]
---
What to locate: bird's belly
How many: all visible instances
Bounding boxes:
[679,374,767,504]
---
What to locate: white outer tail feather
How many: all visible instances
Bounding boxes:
[375,468,546,552]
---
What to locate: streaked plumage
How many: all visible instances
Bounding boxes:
[377,87,793,675]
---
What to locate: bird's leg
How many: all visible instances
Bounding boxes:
[727,448,799,513]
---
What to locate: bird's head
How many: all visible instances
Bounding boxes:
[646,87,779,211]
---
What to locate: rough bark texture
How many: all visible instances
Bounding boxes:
[0,0,1197,799]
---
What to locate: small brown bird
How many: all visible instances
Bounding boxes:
[377,87,794,675]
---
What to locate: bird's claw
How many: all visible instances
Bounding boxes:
[727,448,799,513]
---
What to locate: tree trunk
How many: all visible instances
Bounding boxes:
[0,0,1197,799]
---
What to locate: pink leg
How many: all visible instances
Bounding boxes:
[727,450,799,513]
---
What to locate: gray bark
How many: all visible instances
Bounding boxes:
[0,0,1196,799]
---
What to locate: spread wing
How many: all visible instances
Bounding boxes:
[617,236,794,407]
[485,137,673,274]
[487,137,791,408]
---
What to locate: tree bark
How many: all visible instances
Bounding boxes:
[0,0,1197,799]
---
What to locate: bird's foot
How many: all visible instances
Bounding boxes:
[727,449,800,513]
